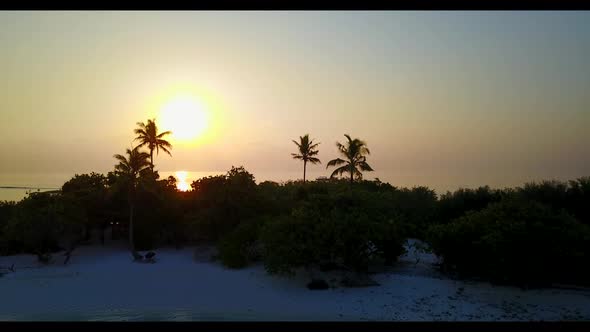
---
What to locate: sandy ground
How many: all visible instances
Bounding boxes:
[1,240,589,321]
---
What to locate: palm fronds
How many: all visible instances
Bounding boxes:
[326,134,374,184]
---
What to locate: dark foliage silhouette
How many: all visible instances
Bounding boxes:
[113,147,151,257]
[428,196,590,287]
[291,134,321,183]
[134,118,172,170]
[326,134,373,185]
[61,172,108,243]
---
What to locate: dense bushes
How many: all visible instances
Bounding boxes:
[216,181,408,275]
[426,179,590,287]
[218,217,267,269]
[565,177,590,225]
[386,186,437,239]
[0,201,17,255]
[436,186,504,225]
[186,166,261,242]
[517,178,590,226]
[3,167,590,289]
[1,194,85,258]
[260,191,406,275]
[61,172,108,241]
[428,197,590,287]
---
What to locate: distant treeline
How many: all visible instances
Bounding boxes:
[1,168,588,287]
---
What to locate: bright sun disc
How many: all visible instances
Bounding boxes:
[159,96,209,142]
[175,171,191,191]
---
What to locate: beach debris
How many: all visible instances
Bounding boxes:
[307,279,330,290]
[37,253,52,264]
[145,251,156,263]
[63,247,76,265]
[131,251,157,263]
[63,253,71,265]
[0,263,15,277]
[132,251,144,262]
[0,263,15,272]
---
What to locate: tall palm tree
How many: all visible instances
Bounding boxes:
[326,134,374,185]
[291,134,321,183]
[134,119,172,170]
[113,147,151,258]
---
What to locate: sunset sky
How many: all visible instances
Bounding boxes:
[1,11,589,194]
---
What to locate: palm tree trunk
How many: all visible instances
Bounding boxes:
[350,164,354,186]
[129,202,135,253]
[303,160,307,183]
[150,149,154,171]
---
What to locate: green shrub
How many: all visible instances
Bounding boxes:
[260,214,315,275]
[218,218,267,269]
[428,197,590,286]
[566,177,590,225]
[387,186,437,239]
[436,186,504,226]
[260,192,406,276]
[0,201,17,255]
[185,167,262,242]
[3,193,86,255]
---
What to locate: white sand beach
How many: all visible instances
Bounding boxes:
[1,241,589,321]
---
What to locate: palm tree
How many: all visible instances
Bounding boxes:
[326,134,374,185]
[291,134,321,183]
[134,119,172,170]
[113,147,151,258]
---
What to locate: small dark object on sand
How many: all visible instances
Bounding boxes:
[63,251,72,265]
[132,251,144,262]
[37,253,52,264]
[5,263,15,272]
[307,279,330,290]
[0,264,15,277]
[63,246,76,265]
[145,251,156,263]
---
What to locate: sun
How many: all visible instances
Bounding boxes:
[159,95,209,143]
[145,82,226,147]
[175,171,191,192]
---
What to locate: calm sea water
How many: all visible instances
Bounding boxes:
[0,170,563,202]
[0,171,219,202]
[1,170,380,202]
[1,170,389,202]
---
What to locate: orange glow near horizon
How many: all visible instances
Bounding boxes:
[175,171,191,191]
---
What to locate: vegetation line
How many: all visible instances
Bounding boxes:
[1,117,588,290]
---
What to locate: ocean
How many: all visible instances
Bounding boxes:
[0,170,571,202]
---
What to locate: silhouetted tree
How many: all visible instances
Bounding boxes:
[3,193,85,260]
[134,119,172,170]
[326,134,374,185]
[113,147,151,258]
[61,173,108,241]
[291,134,321,183]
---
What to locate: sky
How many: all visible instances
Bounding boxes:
[0,11,589,194]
